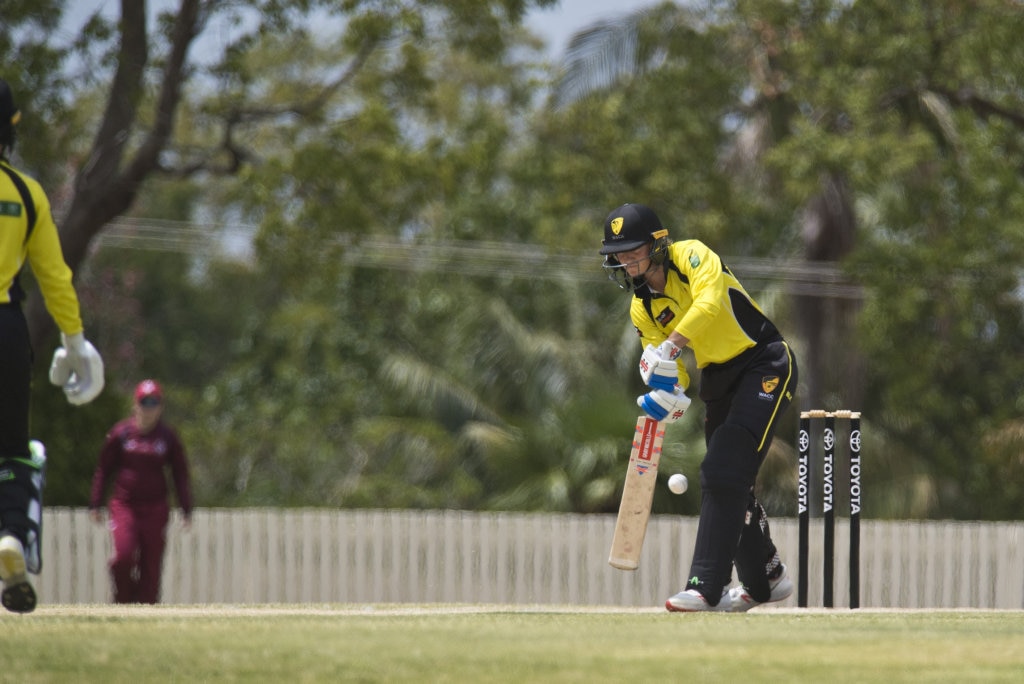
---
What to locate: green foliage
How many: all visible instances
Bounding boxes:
[160,8,639,511]
[758,0,1024,518]
[20,0,1024,520]
[0,2,75,189]
[547,0,1024,519]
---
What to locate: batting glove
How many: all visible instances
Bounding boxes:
[50,332,105,406]
[637,386,691,423]
[639,340,681,391]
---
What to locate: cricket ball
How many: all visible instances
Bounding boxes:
[668,473,688,495]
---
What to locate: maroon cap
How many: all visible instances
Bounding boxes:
[134,379,163,402]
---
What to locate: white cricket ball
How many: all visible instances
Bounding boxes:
[668,473,688,495]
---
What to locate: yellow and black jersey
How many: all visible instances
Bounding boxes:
[631,240,778,388]
[0,160,82,335]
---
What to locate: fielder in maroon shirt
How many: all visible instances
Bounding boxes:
[89,379,193,604]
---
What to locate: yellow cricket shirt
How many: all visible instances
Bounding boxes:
[0,160,83,335]
[630,240,778,389]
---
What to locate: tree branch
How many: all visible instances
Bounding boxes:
[71,0,147,206]
[930,86,1024,129]
[158,36,382,179]
[27,0,204,348]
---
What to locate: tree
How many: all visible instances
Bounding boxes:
[6,0,559,505]
[2,0,557,349]
[548,0,1024,518]
[125,6,571,508]
[169,17,659,511]
[19,0,1024,519]
[550,0,855,409]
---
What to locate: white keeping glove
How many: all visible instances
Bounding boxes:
[637,385,691,423]
[639,340,682,391]
[49,332,105,406]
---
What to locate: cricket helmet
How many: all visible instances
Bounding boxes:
[599,203,672,291]
[599,203,665,255]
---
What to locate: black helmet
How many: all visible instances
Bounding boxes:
[600,203,672,292]
[599,203,664,254]
[0,79,20,152]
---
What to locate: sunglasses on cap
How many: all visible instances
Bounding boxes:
[138,396,162,407]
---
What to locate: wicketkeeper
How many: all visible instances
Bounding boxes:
[600,203,798,612]
[0,78,105,613]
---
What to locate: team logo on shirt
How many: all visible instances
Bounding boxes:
[759,376,779,400]
[0,201,22,217]
[656,308,676,327]
[689,251,701,268]
[124,437,168,456]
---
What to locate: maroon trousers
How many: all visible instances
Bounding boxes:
[107,499,169,604]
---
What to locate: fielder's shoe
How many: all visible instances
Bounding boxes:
[665,588,732,612]
[728,565,793,612]
[0,535,37,614]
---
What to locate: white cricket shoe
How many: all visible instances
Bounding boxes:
[0,534,37,613]
[665,588,732,612]
[728,565,793,612]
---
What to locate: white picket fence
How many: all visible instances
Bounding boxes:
[37,508,1024,608]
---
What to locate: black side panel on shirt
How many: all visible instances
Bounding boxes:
[729,288,778,343]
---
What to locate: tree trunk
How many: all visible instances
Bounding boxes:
[796,172,864,412]
[25,0,201,351]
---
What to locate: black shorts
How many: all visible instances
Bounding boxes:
[0,303,33,458]
[699,338,798,459]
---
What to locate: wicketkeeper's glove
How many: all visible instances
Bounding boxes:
[49,332,105,406]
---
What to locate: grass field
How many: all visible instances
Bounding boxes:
[3,605,1022,682]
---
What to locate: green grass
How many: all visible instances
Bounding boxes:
[3,605,1023,683]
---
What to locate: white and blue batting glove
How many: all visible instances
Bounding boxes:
[637,386,691,423]
[638,340,682,391]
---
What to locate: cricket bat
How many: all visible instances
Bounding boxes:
[608,415,665,570]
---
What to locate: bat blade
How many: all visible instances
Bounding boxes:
[608,416,665,570]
